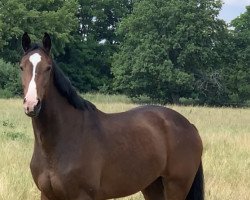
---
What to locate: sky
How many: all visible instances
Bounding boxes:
[219,0,250,23]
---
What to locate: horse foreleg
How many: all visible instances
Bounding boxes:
[71,191,95,200]
[41,191,95,200]
[41,193,51,200]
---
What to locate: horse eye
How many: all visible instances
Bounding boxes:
[46,66,52,71]
[20,66,23,71]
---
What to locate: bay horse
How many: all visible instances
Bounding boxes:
[20,33,204,200]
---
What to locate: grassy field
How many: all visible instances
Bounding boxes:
[0,96,249,200]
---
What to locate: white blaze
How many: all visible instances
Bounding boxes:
[25,53,41,102]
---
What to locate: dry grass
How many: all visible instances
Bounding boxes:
[0,98,249,200]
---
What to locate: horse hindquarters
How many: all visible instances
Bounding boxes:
[186,162,204,200]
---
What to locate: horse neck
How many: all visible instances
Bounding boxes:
[31,76,80,151]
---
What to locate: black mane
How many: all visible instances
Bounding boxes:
[24,45,96,111]
[53,63,96,111]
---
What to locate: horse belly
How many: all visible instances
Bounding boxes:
[99,138,167,198]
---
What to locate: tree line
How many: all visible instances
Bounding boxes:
[0,0,249,106]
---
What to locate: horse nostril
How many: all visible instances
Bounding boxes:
[36,98,41,109]
[23,98,27,103]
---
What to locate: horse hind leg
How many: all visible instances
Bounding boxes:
[185,163,204,200]
[162,163,204,200]
[141,177,165,200]
[162,177,192,200]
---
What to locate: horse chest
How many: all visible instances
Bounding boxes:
[33,160,97,199]
[36,169,66,198]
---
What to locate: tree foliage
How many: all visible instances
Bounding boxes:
[112,0,228,104]
[0,0,249,106]
[228,6,250,103]
[0,59,21,98]
[56,0,133,92]
[0,0,78,62]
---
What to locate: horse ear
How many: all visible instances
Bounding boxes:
[22,32,31,52]
[42,32,51,53]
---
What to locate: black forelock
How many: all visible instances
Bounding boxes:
[23,43,49,56]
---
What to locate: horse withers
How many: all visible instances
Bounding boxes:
[20,33,204,200]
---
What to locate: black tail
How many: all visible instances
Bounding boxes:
[186,162,204,200]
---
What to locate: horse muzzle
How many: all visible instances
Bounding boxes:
[23,98,41,117]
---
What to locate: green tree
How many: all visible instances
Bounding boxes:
[228,6,250,104]
[0,59,21,97]
[112,0,227,104]
[0,0,78,63]
[57,0,133,92]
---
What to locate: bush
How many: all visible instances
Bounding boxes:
[0,59,22,98]
[179,97,199,106]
